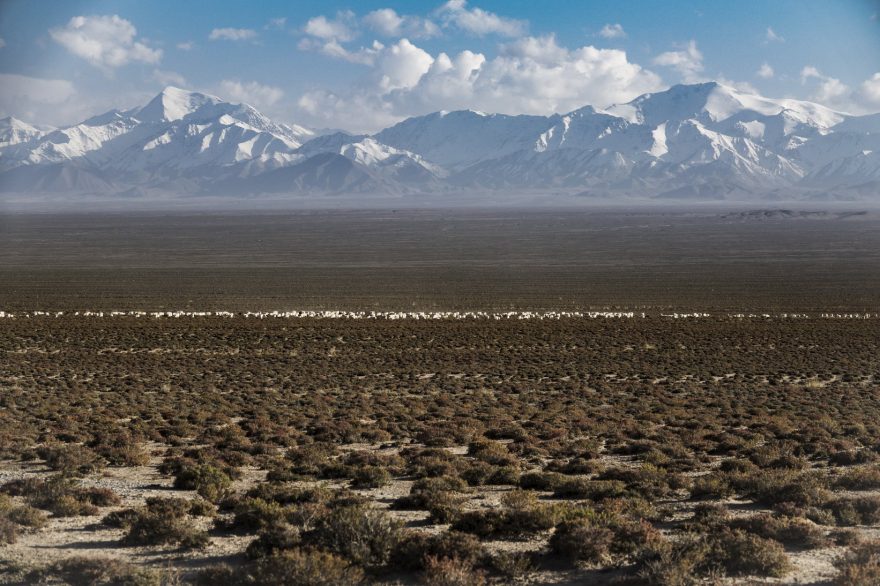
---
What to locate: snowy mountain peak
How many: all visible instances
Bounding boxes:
[1,82,879,200]
[1,116,39,131]
[606,82,844,131]
[0,116,46,148]
[135,86,225,123]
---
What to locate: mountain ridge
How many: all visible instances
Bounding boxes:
[1,82,878,201]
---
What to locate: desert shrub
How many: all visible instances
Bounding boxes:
[0,517,16,544]
[553,478,626,500]
[246,525,302,559]
[390,530,485,571]
[681,502,729,531]
[229,498,289,532]
[487,466,520,485]
[801,506,837,526]
[9,476,102,517]
[550,515,663,564]
[287,445,339,476]
[822,496,880,526]
[636,538,709,585]
[704,528,791,577]
[749,446,809,470]
[833,466,880,490]
[550,522,615,564]
[407,476,468,496]
[248,550,364,586]
[638,528,790,582]
[598,465,688,499]
[833,540,880,586]
[519,471,565,491]
[37,444,105,476]
[342,451,405,474]
[189,498,217,517]
[82,487,122,507]
[642,449,673,467]
[3,504,48,529]
[316,461,353,480]
[501,489,538,510]
[689,473,734,500]
[100,443,151,467]
[305,505,401,566]
[265,464,304,482]
[460,461,494,486]
[102,508,140,528]
[121,509,209,548]
[447,509,499,538]
[503,504,566,536]
[831,529,862,547]
[350,466,391,489]
[719,459,758,474]
[393,476,467,522]
[424,490,464,524]
[729,514,828,548]
[41,556,162,586]
[739,471,830,507]
[546,457,605,476]
[601,497,666,523]
[402,448,468,479]
[488,551,535,581]
[39,494,98,517]
[173,463,232,502]
[414,428,460,448]
[89,431,151,467]
[467,440,518,467]
[144,497,190,517]
[422,556,486,586]
[829,449,877,466]
[451,502,562,539]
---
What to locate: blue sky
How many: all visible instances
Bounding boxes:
[0,0,878,131]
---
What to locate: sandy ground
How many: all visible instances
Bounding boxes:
[2,440,873,585]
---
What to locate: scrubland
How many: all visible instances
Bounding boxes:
[0,315,879,584]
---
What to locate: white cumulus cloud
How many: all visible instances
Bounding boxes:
[436,0,526,37]
[363,8,439,39]
[176,41,194,51]
[801,66,850,104]
[303,12,357,42]
[861,73,880,106]
[599,24,626,39]
[0,73,77,125]
[297,35,662,133]
[298,38,383,65]
[796,68,880,113]
[209,28,257,41]
[756,63,774,79]
[50,15,162,70]
[653,40,703,82]
[218,80,284,109]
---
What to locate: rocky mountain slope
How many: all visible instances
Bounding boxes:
[1,83,878,200]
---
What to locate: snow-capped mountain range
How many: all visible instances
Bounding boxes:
[1,82,879,200]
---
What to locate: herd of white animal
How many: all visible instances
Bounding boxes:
[0,310,876,320]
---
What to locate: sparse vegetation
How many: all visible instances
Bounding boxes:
[120,500,210,548]
[0,314,878,584]
[834,540,880,586]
